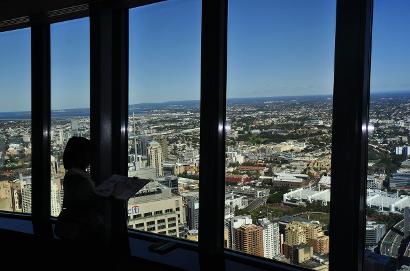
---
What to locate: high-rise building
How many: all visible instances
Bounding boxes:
[284,221,329,256]
[234,224,264,257]
[21,183,32,213]
[137,136,149,156]
[285,222,306,246]
[224,227,231,248]
[51,155,59,176]
[257,218,280,258]
[183,192,199,230]
[304,224,326,254]
[51,179,62,217]
[154,136,169,162]
[225,215,253,250]
[148,141,163,177]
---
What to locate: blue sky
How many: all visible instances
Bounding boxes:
[51,18,90,111]
[0,0,409,111]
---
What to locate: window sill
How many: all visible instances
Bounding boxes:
[0,212,33,234]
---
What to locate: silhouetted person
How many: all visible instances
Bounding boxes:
[55,137,107,267]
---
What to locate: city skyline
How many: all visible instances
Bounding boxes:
[0,90,409,114]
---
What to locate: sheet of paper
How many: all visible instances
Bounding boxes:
[95,174,150,200]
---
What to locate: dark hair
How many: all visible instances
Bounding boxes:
[63,137,91,170]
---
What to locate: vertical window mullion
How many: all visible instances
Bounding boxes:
[198,0,228,268]
[90,2,130,260]
[330,0,373,270]
[111,5,130,258]
[111,7,128,177]
[31,15,52,238]
[90,4,113,184]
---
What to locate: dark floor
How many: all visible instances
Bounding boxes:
[1,229,184,271]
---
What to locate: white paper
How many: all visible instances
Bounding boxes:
[95,174,150,200]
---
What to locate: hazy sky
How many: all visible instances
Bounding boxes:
[0,0,409,111]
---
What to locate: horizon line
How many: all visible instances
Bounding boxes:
[0,90,409,114]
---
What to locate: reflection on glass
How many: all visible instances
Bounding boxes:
[127,0,201,240]
[50,18,90,217]
[0,28,31,213]
[225,1,335,269]
[365,1,410,270]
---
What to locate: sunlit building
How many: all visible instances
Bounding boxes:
[148,141,163,177]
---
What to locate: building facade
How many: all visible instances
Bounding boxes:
[148,141,163,177]
[234,224,264,257]
[257,218,280,258]
[127,182,185,237]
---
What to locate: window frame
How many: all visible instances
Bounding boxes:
[0,0,374,270]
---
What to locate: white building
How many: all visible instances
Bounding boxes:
[257,218,280,258]
[226,151,245,165]
[51,180,62,217]
[128,182,185,238]
[318,176,331,190]
[225,192,248,218]
[365,221,386,247]
[21,183,32,213]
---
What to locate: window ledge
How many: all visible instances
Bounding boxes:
[0,213,33,234]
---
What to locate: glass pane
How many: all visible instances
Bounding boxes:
[225,0,335,269]
[128,0,201,240]
[365,1,410,270]
[0,28,31,213]
[50,18,90,217]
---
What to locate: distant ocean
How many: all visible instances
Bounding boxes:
[0,91,408,120]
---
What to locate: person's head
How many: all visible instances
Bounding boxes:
[63,137,91,171]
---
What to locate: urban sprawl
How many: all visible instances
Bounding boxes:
[1,93,410,270]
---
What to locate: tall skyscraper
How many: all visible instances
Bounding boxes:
[184,192,199,230]
[226,215,253,250]
[234,224,264,257]
[21,183,32,213]
[257,218,280,258]
[148,141,163,177]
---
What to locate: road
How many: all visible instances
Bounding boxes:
[244,197,268,212]
[380,220,404,258]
